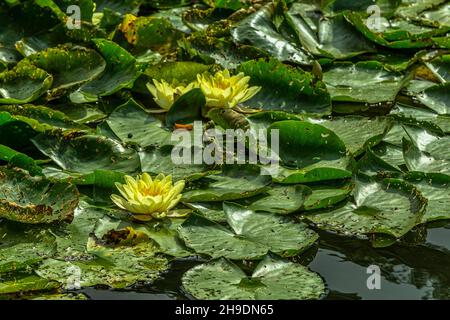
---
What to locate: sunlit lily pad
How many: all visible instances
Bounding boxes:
[323,61,407,103]
[178,202,318,259]
[237,59,331,116]
[307,177,427,239]
[182,165,271,202]
[182,255,325,300]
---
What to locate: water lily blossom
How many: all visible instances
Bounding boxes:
[197,69,261,108]
[111,173,185,221]
[147,79,197,110]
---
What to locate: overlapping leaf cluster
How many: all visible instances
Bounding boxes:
[0,0,448,300]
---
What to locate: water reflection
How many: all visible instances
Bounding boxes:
[311,224,450,300]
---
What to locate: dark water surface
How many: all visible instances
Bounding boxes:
[80,222,450,300]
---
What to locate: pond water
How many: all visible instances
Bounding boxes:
[79,222,450,300]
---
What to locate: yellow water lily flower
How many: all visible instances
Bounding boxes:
[197,69,261,108]
[146,79,197,110]
[111,173,185,221]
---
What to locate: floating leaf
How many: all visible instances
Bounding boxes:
[307,177,427,239]
[70,39,139,103]
[178,202,318,259]
[237,59,331,116]
[182,255,325,299]
[182,165,271,202]
[0,60,52,104]
[0,166,78,224]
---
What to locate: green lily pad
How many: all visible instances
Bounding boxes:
[140,145,214,182]
[404,172,450,223]
[231,3,311,66]
[264,120,351,183]
[303,183,353,211]
[416,83,450,115]
[179,34,268,69]
[0,60,53,104]
[403,137,450,175]
[236,59,331,116]
[26,45,106,98]
[182,255,325,299]
[31,133,141,175]
[0,166,79,224]
[0,274,59,296]
[317,116,392,156]
[307,177,427,239]
[178,202,318,259]
[106,98,172,147]
[242,184,312,215]
[425,54,450,83]
[166,88,205,128]
[70,39,139,103]
[0,230,56,274]
[323,61,407,103]
[182,165,271,202]
[286,6,376,58]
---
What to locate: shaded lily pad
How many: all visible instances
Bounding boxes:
[403,137,450,175]
[178,202,318,259]
[242,184,312,215]
[182,255,325,299]
[70,39,139,103]
[31,133,141,175]
[0,60,52,104]
[416,83,450,115]
[265,120,351,183]
[0,166,78,224]
[286,6,376,58]
[26,45,106,98]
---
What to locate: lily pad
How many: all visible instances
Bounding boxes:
[265,120,351,183]
[182,165,271,202]
[70,39,139,103]
[0,166,79,224]
[316,116,392,156]
[26,45,106,98]
[31,132,141,175]
[0,60,52,104]
[306,177,427,239]
[231,3,311,66]
[140,145,214,181]
[106,98,172,147]
[404,172,450,223]
[182,255,325,300]
[178,202,318,259]
[322,61,407,103]
[237,59,331,116]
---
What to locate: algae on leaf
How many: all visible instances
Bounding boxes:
[0,166,79,224]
